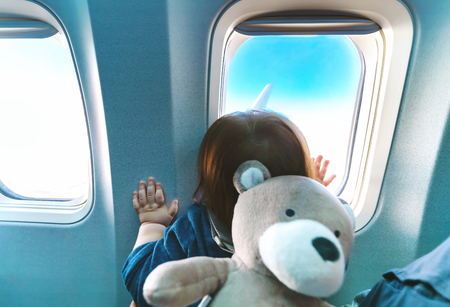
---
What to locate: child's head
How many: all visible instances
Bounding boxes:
[193,110,315,229]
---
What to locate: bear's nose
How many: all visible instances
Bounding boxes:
[312,237,340,262]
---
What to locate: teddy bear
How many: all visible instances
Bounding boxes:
[143,160,355,307]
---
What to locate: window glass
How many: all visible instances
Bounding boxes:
[0,34,89,200]
[224,35,361,192]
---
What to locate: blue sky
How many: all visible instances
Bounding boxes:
[225,35,361,192]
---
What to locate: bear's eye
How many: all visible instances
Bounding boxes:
[285,209,295,217]
[334,230,341,238]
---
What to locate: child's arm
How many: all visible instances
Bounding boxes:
[133,177,178,249]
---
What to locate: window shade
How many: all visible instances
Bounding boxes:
[235,16,381,35]
[0,18,58,39]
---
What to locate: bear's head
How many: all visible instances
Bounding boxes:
[232,160,355,298]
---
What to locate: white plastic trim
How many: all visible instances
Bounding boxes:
[0,0,64,33]
[208,0,413,231]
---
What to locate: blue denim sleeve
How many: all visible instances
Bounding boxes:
[122,216,196,307]
[122,203,232,307]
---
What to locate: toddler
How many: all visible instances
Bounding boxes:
[122,110,336,307]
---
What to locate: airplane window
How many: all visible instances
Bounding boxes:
[209,3,413,231]
[216,23,385,216]
[223,35,362,193]
[0,33,89,202]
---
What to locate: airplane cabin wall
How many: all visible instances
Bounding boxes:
[1,0,450,306]
[87,0,234,305]
[99,0,450,305]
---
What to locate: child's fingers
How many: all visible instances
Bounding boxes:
[323,174,337,187]
[314,155,323,177]
[147,177,156,204]
[168,200,178,217]
[155,183,165,207]
[138,181,147,206]
[318,159,330,179]
[315,155,323,167]
[132,191,139,211]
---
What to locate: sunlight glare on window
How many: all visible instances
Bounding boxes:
[0,34,89,200]
[224,35,361,193]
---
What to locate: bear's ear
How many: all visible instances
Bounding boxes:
[233,160,271,194]
[339,199,356,231]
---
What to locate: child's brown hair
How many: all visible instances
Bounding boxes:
[193,110,315,230]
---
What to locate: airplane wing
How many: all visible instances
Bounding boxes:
[250,84,273,110]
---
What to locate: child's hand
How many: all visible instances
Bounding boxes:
[312,155,336,187]
[133,177,178,226]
